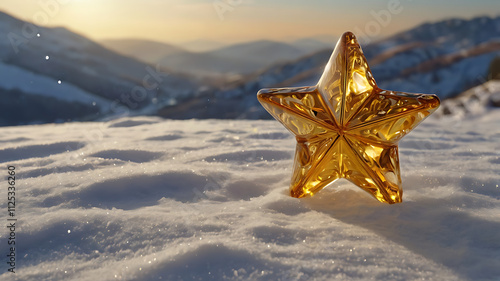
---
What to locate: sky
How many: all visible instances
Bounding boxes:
[0,0,498,45]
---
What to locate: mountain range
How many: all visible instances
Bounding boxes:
[0,11,201,125]
[102,38,331,77]
[158,16,500,119]
[100,39,185,66]
[0,10,499,126]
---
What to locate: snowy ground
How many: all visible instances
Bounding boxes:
[0,109,499,281]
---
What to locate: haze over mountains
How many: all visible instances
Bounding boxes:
[102,38,331,77]
[0,9,499,126]
[181,39,229,52]
[100,39,185,66]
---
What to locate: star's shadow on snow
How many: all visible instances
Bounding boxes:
[301,181,500,280]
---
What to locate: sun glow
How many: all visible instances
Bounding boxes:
[0,0,497,45]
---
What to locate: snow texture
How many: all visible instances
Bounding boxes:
[0,109,499,281]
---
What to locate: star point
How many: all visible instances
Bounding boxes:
[257,32,440,204]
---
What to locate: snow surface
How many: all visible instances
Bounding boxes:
[0,109,500,281]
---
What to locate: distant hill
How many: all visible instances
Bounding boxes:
[291,38,332,53]
[157,51,260,77]
[100,38,186,65]
[208,40,306,65]
[180,39,227,52]
[156,39,314,77]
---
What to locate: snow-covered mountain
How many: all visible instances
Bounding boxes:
[0,11,201,125]
[158,16,500,119]
[365,16,500,99]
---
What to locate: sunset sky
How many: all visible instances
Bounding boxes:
[0,0,498,45]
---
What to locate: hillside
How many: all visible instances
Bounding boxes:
[0,11,201,125]
[100,38,186,65]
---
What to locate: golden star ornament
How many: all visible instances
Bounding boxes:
[257,32,440,204]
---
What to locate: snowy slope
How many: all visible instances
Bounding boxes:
[437,80,500,117]
[0,62,111,110]
[0,106,499,280]
[0,11,200,103]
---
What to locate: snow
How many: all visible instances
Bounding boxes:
[438,81,500,117]
[0,62,112,110]
[0,108,499,280]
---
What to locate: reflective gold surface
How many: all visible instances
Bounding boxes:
[257,32,440,204]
